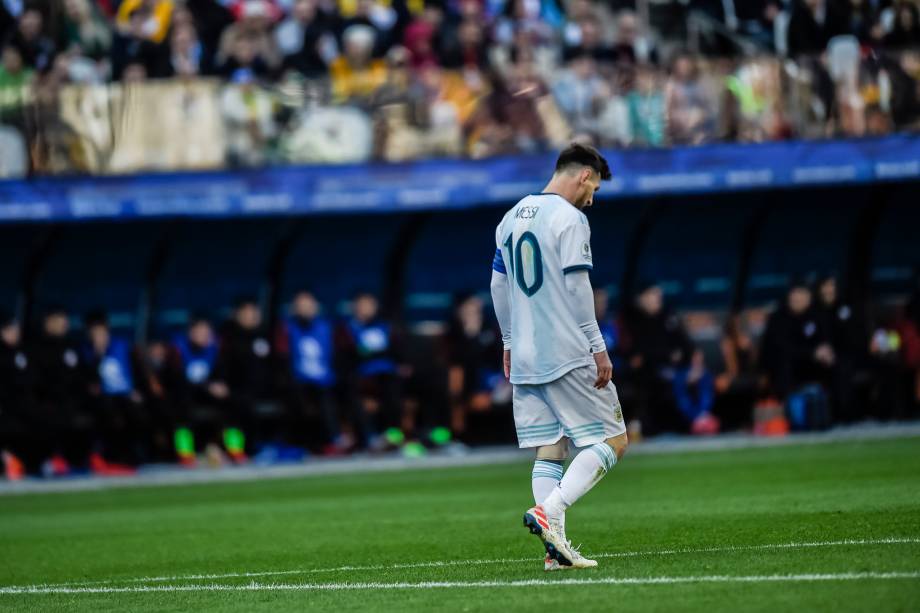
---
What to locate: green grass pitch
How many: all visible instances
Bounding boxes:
[1,437,919,612]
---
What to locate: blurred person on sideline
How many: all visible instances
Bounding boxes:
[167,314,239,465]
[621,281,695,436]
[276,289,350,455]
[214,296,280,461]
[671,349,719,435]
[81,310,148,471]
[814,274,866,421]
[760,280,836,427]
[713,313,760,431]
[445,292,508,439]
[31,306,95,475]
[340,291,407,450]
[0,310,34,479]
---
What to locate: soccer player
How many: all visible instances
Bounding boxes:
[490,144,628,570]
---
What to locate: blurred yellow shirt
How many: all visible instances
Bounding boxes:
[116,0,174,44]
[330,57,388,102]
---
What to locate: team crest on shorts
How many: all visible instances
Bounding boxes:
[614,405,623,423]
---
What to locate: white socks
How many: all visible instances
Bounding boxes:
[531,459,564,503]
[541,443,617,519]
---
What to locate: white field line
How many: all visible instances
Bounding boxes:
[10,537,920,591]
[2,572,919,595]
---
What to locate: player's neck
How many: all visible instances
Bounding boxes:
[540,181,581,210]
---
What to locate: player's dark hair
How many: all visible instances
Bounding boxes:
[554,143,612,181]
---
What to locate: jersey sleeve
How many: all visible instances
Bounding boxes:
[492,247,507,274]
[559,220,593,274]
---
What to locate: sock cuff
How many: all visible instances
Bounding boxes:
[588,443,617,472]
[532,460,564,480]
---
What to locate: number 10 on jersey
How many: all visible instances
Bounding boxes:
[504,232,543,297]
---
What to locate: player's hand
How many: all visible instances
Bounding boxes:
[593,350,613,389]
[503,349,511,380]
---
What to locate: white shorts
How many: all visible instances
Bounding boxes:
[513,366,626,449]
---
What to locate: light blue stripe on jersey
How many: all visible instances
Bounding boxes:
[492,247,506,274]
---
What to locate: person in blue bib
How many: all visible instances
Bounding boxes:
[81,310,150,467]
[167,314,238,464]
[276,289,347,455]
[341,291,406,450]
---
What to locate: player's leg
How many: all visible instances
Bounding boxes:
[514,383,578,566]
[532,438,568,504]
[541,366,628,521]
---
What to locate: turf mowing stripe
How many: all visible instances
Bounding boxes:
[2,572,919,595]
[10,537,919,589]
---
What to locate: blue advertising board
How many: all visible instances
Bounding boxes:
[0,135,918,223]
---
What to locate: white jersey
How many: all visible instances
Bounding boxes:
[493,193,595,385]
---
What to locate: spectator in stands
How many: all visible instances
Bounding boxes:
[786,0,849,57]
[165,14,213,77]
[81,310,148,469]
[843,0,887,45]
[167,314,249,465]
[110,2,167,79]
[611,10,657,65]
[665,52,715,145]
[341,291,406,450]
[884,1,920,48]
[439,17,488,70]
[214,296,277,460]
[217,21,277,79]
[0,43,33,121]
[277,0,335,77]
[115,0,174,45]
[276,289,348,454]
[8,6,55,72]
[330,24,387,104]
[59,0,113,61]
[622,282,695,435]
[563,17,615,63]
[220,67,278,166]
[552,51,611,139]
[445,292,507,439]
[627,64,666,146]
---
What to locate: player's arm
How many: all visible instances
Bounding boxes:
[565,270,611,389]
[490,247,513,379]
[559,222,611,389]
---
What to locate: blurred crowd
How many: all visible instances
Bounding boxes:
[2,1,920,174]
[3,274,920,479]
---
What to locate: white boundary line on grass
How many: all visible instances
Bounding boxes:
[12,536,920,590]
[2,572,919,595]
